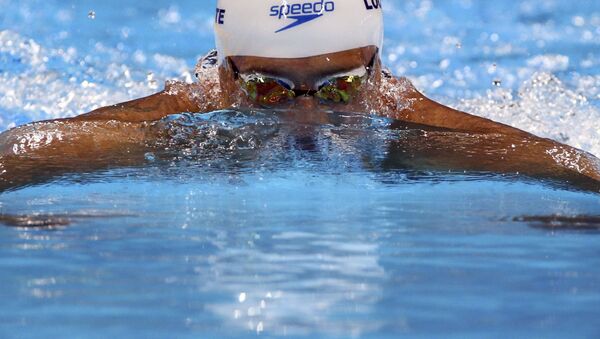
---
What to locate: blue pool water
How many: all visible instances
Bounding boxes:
[1,1,600,338]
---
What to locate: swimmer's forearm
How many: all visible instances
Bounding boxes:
[381,78,600,189]
[0,120,147,156]
[478,137,600,185]
[0,120,150,191]
[383,130,600,191]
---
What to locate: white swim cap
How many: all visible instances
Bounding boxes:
[214,0,383,61]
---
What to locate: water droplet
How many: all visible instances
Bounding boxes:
[146,72,158,89]
[256,321,264,334]
[455,43,462,49]
[144,152,156,162]
[88,11,96,20]
[247,307,258,316]
[493,79,502,87]
[572,16,585,27]
[238,292,247,303]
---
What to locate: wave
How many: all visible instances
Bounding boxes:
[1,30,598,157]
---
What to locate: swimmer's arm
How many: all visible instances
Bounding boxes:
[381,77,600,190]
[74,82,220,123]
[0,82,188,191]
[0,77,222,191]
[383,129,600,191]
[0,120,151,191]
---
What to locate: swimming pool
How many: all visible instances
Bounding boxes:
[1,1,600,338]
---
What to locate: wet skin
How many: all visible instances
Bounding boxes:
[0,46,599,192]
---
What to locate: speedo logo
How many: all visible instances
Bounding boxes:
[269,0,335,33]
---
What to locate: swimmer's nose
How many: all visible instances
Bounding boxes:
[294,95,317,109]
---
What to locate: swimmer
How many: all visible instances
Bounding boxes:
[0,0,599,192]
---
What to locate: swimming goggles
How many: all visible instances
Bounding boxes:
[232,58,375,107]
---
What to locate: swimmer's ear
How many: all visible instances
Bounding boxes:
[363,46,379,67]
[218,57,244,106]
[364,47,383,81]
[227,58,239,75]
[366,51,385,84]
[219,57,239,82]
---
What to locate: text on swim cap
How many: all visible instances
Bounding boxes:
[363,0,382,10]
[270,0,335,33]
[215,8,226,24]
[269,1,335,20]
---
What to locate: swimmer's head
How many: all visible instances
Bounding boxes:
[214,0,384,61]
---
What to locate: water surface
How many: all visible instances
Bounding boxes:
[1,1,600,338]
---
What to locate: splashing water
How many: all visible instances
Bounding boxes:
[144,110,398,177]
[0,0,598,159]
[0,30,192,127]
[457,72,600,157]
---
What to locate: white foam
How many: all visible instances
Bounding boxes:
[526,54,570,72]
[1,30,598,158]
[0,30,192,128]
[456,72,600,157]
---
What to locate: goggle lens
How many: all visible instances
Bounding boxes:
[239,73,367,106]
[315,75,364,104]
[241,76,295,106]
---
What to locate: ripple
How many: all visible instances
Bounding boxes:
[515,215,600,232]
[0,210,136,229]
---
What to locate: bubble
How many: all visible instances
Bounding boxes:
[158,6,181,26]
[146,72,158,90]
[527,54,570,72]
[144,152,156,162]
[458,72,600,158]
[572,16,585,27]
[439,59,450,70]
